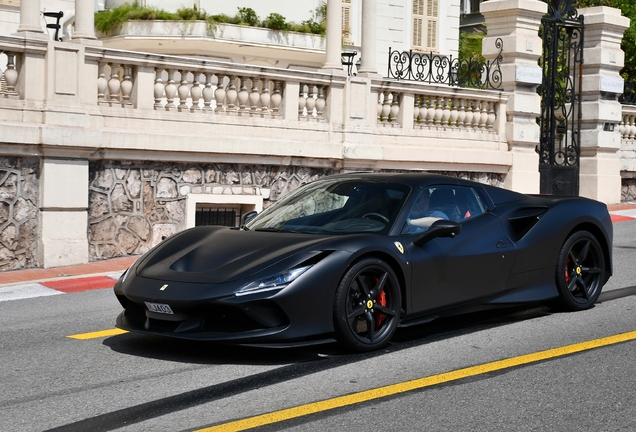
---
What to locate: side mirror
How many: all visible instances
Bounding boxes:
[413,220,462,247]
[241,210,258,226]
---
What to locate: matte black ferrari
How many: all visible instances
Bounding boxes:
[114,173,613,352]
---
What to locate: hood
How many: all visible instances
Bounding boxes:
[136,226,334,284]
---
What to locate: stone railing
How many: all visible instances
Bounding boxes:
[619,104,636,174]
[0,34,512,169]
[97,50,334,121]
[371,80,507,139]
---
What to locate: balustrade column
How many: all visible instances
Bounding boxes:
[107,64,121,106]
[260,81,271,117]
[153,68,164,109]
[120,65,133,107]
[215,75,227,113]
[249,79,260,114]
[190,73,202,112]
[177,70,189,112]
[3,53,19,96]
[271,81,282,117]
[164,70,177,111]
[202,73,214,111]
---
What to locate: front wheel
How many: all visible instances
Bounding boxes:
[555,231,605,311]
[333,258,401,352]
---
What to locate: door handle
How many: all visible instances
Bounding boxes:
[496,240,509,248]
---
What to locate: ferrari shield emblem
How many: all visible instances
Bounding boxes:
[159,284,168,291]
[394,241,404,254]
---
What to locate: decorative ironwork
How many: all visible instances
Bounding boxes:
[537,0,584,196]
[341,51,358,76]
[43,11,64,42]
[619,80,636,105]
[386,38,503,90]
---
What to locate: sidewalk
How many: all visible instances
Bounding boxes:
[0,202,635,291]
[0,256,137,286]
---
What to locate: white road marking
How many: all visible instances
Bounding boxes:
[0,283,64,302]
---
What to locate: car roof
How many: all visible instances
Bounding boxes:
[325,172,527,204]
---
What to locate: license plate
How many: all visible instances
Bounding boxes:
[144,302,174,315]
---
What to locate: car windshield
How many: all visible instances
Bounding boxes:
[246,178,410,235]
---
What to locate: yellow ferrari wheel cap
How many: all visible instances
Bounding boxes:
[366,300,374,309]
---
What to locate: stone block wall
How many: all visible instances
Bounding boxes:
[88,160,337,261]
[0,157,39,270]
[622,177,636,201]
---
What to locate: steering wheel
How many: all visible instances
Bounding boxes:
[362,212,389,224]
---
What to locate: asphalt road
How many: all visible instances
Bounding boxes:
[1,221,636,432]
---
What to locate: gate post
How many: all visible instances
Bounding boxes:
[578,7,629,204]
[481,0,547,194]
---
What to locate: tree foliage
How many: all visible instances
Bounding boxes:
[458,30,485,63]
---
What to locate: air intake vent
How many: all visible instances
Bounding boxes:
[508,207,547,241]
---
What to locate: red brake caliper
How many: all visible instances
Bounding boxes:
[565,258,571,283]
[375,279,387,327]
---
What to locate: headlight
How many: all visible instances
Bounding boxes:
[120,265,133,283]
[120,257,141,284]
[235,265,312,297]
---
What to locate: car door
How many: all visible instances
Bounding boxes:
[405,185,517,313]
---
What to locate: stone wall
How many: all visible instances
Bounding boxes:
[622,176,636,202]
[0,157,39,270]
[88,161,337,260]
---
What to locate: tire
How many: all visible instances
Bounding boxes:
[555,230,605,311]
[333,258,401,352]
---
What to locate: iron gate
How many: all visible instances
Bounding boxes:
[537,0,584,196]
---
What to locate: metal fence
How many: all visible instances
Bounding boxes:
[386,38,503,91]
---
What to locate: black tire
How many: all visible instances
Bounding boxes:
[333,258,401,352]
[555,230,605,311]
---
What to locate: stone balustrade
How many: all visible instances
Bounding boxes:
[372,81,506,141]
[0,50,19,97]
[620,105,636,191]
[97,51,333,121]
[619,105,636,141]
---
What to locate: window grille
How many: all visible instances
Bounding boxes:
[195,206,240,227]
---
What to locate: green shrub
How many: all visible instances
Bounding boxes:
[237,7,259,26]
[95,2,326,36]
[262,13,291,31]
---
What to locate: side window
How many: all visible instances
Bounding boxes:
[406,185,486,233]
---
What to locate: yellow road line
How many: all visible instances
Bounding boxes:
[67,328,128,340]
[196,330,636,432]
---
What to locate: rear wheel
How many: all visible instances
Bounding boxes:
[333,258,401,352]
[555,231,605,311]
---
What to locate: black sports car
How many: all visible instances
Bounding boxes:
[114,173,613,352]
